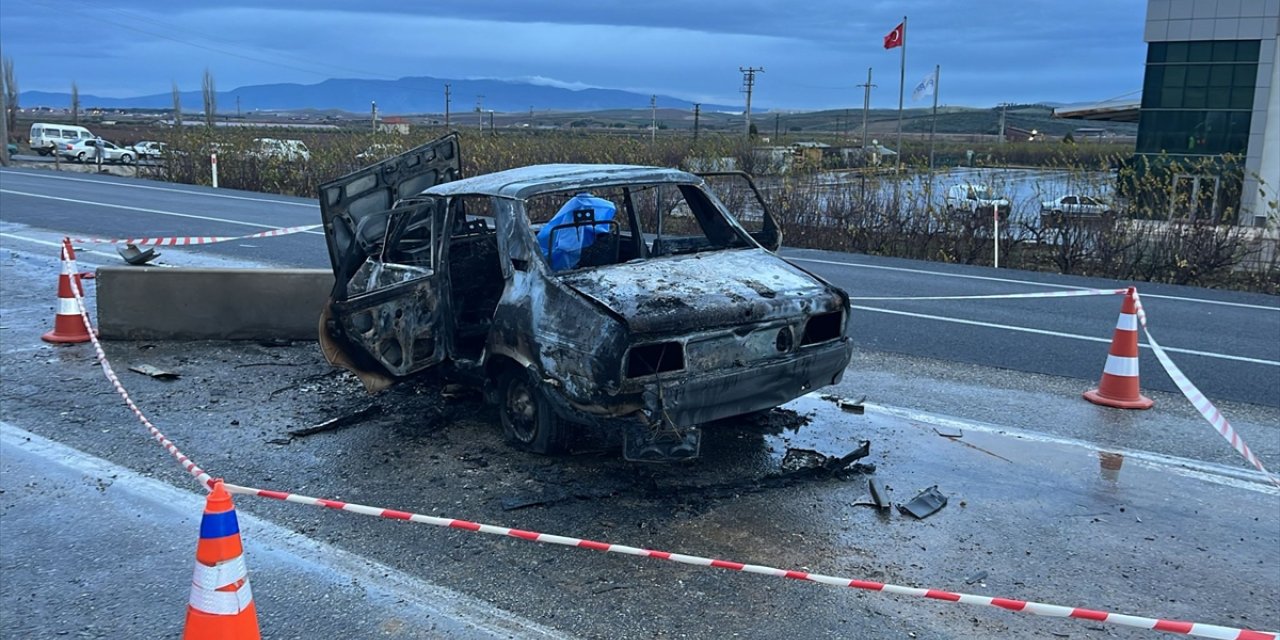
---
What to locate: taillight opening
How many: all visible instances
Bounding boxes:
[626,342,685,378]
[801,311,843,346]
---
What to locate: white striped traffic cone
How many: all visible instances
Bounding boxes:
[41,239,91,344]
[1083,287,1153,410]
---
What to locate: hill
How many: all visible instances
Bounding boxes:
[19,76,737,115]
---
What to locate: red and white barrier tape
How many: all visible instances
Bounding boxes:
[855,288,1127,301]
[219,480,1276,640]
[52,241,1277,638]
[60,238,217,491]
[854,286,1275,482]
[71,223,320,247]
[1132,291,1279,486]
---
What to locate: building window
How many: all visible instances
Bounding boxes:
[1137,39,1259,156]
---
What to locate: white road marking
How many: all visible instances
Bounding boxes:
[850,400,1279,495]
[791,256,1280,312]
[0,168,316,208]
[0,189,325,236]
[852,304,1279,366]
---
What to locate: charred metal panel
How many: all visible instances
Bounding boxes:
[332,278,445,377]
[559,249,841,335]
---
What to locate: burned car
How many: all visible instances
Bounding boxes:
[318,133,853,460]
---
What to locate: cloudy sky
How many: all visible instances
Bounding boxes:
[0,0,1148,110]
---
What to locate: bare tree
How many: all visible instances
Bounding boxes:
[0,57,10,166]
[171,81,181,126]
[71,81,80,125]
[172,82,182,126]
[202,68,216,127]
[3,56,17,139]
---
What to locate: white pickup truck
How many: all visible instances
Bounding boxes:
[944,184,1010,218]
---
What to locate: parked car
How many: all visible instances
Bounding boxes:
[131,140,168,159]
[28,122,93,156]
[944,183,1010,218]
[59,138,135,164]
[318,133,854,461]
[1040,195,1114,216]
[251,138,310,162]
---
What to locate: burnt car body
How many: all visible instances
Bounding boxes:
[318,133,853,460]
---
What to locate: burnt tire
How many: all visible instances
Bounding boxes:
[498,369,569,455]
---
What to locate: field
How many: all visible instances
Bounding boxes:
[9,116,1276,293]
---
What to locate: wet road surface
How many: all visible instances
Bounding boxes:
[1,170,1278,638]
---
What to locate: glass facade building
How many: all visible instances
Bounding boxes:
[1139,0,1279,225]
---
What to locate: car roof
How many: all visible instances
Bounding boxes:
[425,164,701,199]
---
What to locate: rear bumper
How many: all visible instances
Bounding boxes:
[637,338,852,428]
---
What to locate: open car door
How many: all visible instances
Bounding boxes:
[318,134,461,390]
[697,171,782,251]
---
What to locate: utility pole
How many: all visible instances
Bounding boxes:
[475,95,484,129]
[236,95,241,118]
[489,110,495,136]
[774,113,780,140]
[444,83,451,129]
[0,69,8,167]
[844,108,851,140]
[739,66,764,139]
[371,101,378,134]
[857,67,876,150]
[650,95,657,142]
[693,103,701,142]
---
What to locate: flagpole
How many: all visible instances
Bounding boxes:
[896,15,906,174]
[929,64,939,173]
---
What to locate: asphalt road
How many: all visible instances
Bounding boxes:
[2,165,1278,639]
[2,165,1276,407]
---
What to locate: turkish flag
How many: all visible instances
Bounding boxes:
[884,22,904,49]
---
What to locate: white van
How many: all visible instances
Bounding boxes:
[29,123,94,156]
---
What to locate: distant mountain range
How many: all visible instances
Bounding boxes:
[19,76,738,115]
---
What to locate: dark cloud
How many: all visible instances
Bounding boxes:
[0,0,1147,109]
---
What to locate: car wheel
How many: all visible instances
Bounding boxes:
[76,152,86,163]
[120,153,133,164]
[498,369,569,455]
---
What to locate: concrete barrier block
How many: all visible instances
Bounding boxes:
[96,267,333,341]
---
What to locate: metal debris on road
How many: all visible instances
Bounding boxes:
[780,440,873,478]
[965,570,989,585]
[868,478,891,511]
[127,364,179,380]
[898,485,948,519]
[116,243,159,266]
[287,404,381,438]
[822,394,867,414]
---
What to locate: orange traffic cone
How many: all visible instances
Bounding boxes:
[1083,287,1153,410]
[183,480,261,640]
[42,240,91,344]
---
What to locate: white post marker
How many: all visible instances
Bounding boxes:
[993,207,1000,269]
[211,152,219,189]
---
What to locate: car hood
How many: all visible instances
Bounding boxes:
[559,248,844,335]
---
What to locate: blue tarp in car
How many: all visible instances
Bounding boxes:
[536,193,616,271]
